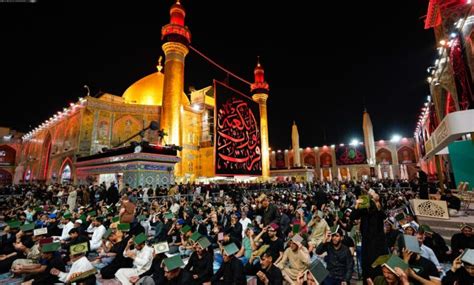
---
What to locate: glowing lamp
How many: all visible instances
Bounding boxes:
[349,139,359,146]
[390,134,401,143]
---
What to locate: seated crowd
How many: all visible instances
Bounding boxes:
[0,180,472,285]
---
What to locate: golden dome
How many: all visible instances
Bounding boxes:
[122,71,164,106]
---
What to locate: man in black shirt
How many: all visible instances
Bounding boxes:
[440,189,461,216]
[245,251,283,285]
[212,243,246,285]
[184,237,214,285]
[258,195,280,226]
[224,214,243,244]
[254,224,284,262]
[416,167,429,200]
[315,229,354,284]
[450,224,474,260]
[442,253,474,285]
[150,255,193,285]
[421,225,449,263]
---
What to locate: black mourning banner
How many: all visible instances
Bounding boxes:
[214,80,262,176]
[335,145,367,165]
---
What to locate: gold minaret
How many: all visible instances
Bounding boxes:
[161,0,191,177]
[251,57,270,180]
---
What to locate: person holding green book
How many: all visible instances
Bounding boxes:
[351,189,388,283]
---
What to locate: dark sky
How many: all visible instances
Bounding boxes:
[0,0,435,150]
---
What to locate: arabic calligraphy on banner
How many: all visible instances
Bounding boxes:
[214,80,262,176]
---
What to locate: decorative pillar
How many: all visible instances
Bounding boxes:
[251,58,270,180]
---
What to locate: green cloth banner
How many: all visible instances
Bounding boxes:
[448,140,474,189]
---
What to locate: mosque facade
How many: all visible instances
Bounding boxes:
[270,111,420,182]
[13,1,271,186]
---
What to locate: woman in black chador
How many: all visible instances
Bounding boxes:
[350,189,388,284]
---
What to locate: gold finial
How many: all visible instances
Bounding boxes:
[176,0,181,4]
[257,56,261,67]
[157,56,163,73]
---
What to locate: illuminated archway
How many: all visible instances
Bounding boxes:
[59,157,73,183]
[0,145,16,166]
[376,148,392,165]
[320,152,332,167]
[397,146,416,164]
[303,153,316,167]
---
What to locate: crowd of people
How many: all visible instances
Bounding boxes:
[0,178,472,285]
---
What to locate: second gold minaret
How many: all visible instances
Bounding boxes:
[251,58,270,180]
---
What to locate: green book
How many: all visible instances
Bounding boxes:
[383,255,409,276]
[292,224,300,234]
[358,195,370,209]
[190,231,202,242]
[117,223,130,232]
[164,212,174,219]
[461,249,474,265]
[112,216,120,223]
[87,211,96,217]
[329,225,340,235]
[337,211,343,219]
[20,223,35,232]
[163,255,184,271]
[403,234,421,254]
[180,225,191,234]
[372,254,391,268]
[394,212,405,222]
[308,259,329,284]
[196,237,211,249]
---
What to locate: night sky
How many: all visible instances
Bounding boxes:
[0,1,435,150]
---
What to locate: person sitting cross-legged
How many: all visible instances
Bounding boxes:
[50,242,96,285]
[275,234,310,284]
[115,232,154,285]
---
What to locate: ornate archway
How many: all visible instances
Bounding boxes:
[0,145,16,166]
[397,146,416,164]
[59,157,73,183]
[303,153,316,167]
[320,152,332,167]
[376,148,392,165]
